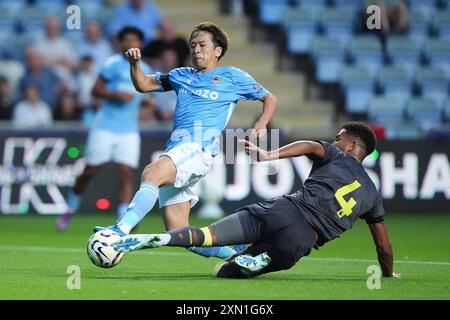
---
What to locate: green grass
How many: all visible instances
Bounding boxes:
[0,213,449,300]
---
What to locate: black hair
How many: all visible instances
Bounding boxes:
[117,26,144,42]
[190,22,230,60]
[342,122,377,156]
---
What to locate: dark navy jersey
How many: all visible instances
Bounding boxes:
[285,141,385,244]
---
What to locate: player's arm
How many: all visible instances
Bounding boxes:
[251,93,278,137]
[368,222,400,278]
[91,78,133,102]
[239,139,325,162]
[125,48,160,93]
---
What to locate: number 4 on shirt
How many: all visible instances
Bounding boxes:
[335,180,362,219]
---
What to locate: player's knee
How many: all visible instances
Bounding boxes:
[141,164,160,185]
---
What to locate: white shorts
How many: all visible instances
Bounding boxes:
[84,129,141,168]
[159,142,214,208]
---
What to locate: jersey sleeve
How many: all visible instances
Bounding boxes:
[232,68,269,101]
[360,193,385,224]
[99,61,115,82]
[311,141,341,164]
[155,68,184,92]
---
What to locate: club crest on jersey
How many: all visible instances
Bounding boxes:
[211,75,222,86]
[253,84,262,93]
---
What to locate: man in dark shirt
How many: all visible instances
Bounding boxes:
[113,122,399,279]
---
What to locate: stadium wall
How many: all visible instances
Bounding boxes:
[0,130,449,215]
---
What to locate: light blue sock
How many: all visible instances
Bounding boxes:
[119,182,159,231]
[188,246,237,260]
[117,203,128,220]
[66,189,81,213]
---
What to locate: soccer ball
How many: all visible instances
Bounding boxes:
[86,230,124,268]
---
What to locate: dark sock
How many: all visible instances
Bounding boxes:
[167,227,206,247]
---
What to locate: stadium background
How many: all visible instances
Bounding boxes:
[0,0,449,300]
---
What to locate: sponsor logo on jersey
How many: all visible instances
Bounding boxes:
[179,87,219,100]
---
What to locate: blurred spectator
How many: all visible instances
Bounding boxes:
[77,21,114,75]
[0,76,14,120]
[0,54,25,99]
[33,17,77,89]
[76,55,99,125]
[12,83,53,128]
[142,20,190,69]
[54,89,80,121]
[138,96,158,122]
[19,47,65,109]
[153,47,179,120]
[109,0,164,46]
[363,0,409,35]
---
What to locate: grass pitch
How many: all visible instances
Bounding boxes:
[0,213,449,300]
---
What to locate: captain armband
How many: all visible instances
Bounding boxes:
[160,74,172,91]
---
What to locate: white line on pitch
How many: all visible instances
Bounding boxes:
[0,245,449,266]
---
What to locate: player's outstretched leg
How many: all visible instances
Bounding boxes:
[113,226,208,253]
[93,182,159,235]
[94,157,176,236]
[115,211,254,261]
[113,232,246,260]
[186,212,250,259]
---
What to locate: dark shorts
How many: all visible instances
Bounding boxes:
[219,197,317,277]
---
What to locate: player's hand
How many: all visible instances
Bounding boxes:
[250,121,267,138]
[125,48,142,63]
[238,139,271,162]
[114,92,134,102]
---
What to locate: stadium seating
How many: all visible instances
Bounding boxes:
[415,67,449,108]
[368,96,405,125]
[36,0,64,15]
[333,0,362,17]
[282,9,318,54]
[256,0,450,132]
[312,36,346,83]
[0,0,25,17]
[406,97,442,127]
[378,66,413,109]
[320,8,355,46]
[409,0,439,21]
[408,10,431,47]
[424,38,450,75]
[348,35,384,77]
[386,36,422,77]
[433,10,450,40]
[444,98,450,122]
[341,66,375,114]
[293,0,328,19]
[257,0,289,26]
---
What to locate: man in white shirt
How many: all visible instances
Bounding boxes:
[12,83,53,128]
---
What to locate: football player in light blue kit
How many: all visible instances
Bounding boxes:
[57,27,153,231]
[95,22,278,259]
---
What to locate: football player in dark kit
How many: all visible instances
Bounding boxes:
[114,122,400,279]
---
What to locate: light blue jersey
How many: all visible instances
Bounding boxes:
[92,54,152,133]
[156,66,269,155]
